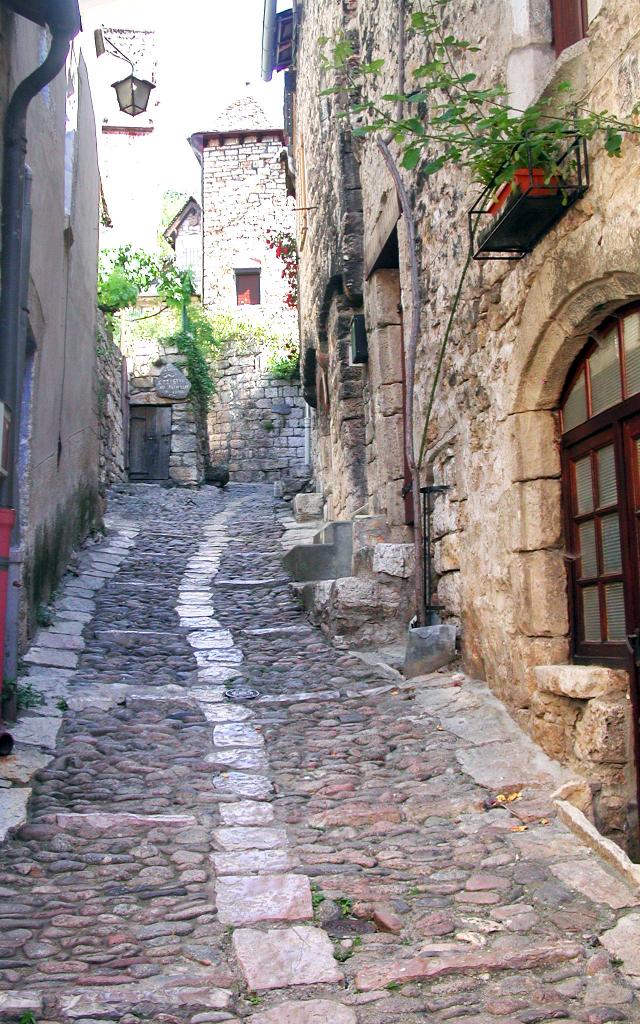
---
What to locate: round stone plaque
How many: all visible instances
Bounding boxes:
[155,363,191,400]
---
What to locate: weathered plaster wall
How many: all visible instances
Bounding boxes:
[294,0,640,846]
[208,344,308,483]
[3,35,103,630]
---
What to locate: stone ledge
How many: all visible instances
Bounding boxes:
[534,664,629,700]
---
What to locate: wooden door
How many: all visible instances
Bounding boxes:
[129,405,171,481]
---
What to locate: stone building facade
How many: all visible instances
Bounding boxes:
[276,0,640,851]
[189,98,308,484]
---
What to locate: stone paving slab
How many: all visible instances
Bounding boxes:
[220,801,276,825]
[216,873,312,925]
[0,788,30,840]
[0,747,50,783]
[212,848,298,875]
[232,926,343,990]
[9,716,61,750]
[249,999,357,1023]
[214,825,288,851]
[213,723,265,748]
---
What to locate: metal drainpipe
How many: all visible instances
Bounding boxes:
[0,28,74,754]
[261,0,277,82]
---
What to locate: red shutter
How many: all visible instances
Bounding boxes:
[551,0,587,56]
[236,271,261,306]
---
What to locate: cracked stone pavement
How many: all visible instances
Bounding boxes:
[0,483,639,1023]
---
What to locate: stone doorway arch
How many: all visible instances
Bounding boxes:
[507,270,640,853]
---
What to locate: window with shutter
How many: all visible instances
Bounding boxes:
[235,270,261,306]
[551,0,587,56]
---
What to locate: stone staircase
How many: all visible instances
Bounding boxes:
[280,494,415,648]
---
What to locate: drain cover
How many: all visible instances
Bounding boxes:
[224,686,260,701]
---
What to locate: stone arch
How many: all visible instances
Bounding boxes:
[510,270,640,417]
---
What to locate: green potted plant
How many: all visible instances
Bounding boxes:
[321,1,639,257]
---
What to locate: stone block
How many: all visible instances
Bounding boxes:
[437,571,462,616]
[250,1000,356,1024]
[574,696,629,764]
[432,495,460,539]
[365,268,402,328]
[215,873,312,925]
[232,926,342,990]
[404,624,457,678]
[369,325,404,386]
[534,664,629,700]
[509,410,561,483]
[511,550,569,637]
[531,690,581,761]
[434,532,461,574]
[377,384,404,417]
[171,434,198,454]
[376,414,405,482]
[372,543,415,578]
[170,466,199,485]
[512,635,571,698]
[511,479,563,551]
[293,493,324,522]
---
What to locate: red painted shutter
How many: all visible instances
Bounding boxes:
[551,0,587,56]
[236,271,260,305]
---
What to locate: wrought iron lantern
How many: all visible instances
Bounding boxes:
[111,74,155,117]
[95,28,155,118]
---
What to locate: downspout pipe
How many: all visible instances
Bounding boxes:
[0,4,80,752]
[261,0,277,82]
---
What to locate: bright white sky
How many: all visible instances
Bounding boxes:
[79,0,285,198]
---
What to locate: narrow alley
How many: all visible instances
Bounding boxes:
[0,485,639,1023]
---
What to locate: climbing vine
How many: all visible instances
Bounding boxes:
[266,228,299,309]
[320,0,640,193]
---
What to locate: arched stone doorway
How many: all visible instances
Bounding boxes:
[509,273,640,854]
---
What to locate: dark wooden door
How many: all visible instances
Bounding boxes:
[129,405,171,481]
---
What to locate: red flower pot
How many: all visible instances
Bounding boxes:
[489,168,558,215]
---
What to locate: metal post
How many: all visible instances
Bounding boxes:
[420,484,449,625]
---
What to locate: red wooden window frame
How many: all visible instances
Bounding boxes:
[235,270,261,306]
[561,303,640,665]
[551,0,587,56]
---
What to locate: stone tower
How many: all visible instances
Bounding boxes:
[189,97,295,318]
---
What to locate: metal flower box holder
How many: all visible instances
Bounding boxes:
[468,135,589,260]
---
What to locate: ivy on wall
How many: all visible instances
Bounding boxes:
[103,245,300,400]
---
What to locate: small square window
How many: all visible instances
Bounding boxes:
[235,270,261,306]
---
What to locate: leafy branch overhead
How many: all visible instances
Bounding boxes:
[320,0,640,191]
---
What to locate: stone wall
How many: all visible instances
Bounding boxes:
[208,343,308,484]
[292,0,640,849]
[121,321,207,487]
[96,314,126,492]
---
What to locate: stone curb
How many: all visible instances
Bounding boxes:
[554,797,640,892]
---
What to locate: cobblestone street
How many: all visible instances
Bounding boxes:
[1,484,640,1023]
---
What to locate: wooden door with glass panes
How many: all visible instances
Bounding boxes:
[561,304,640,836]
